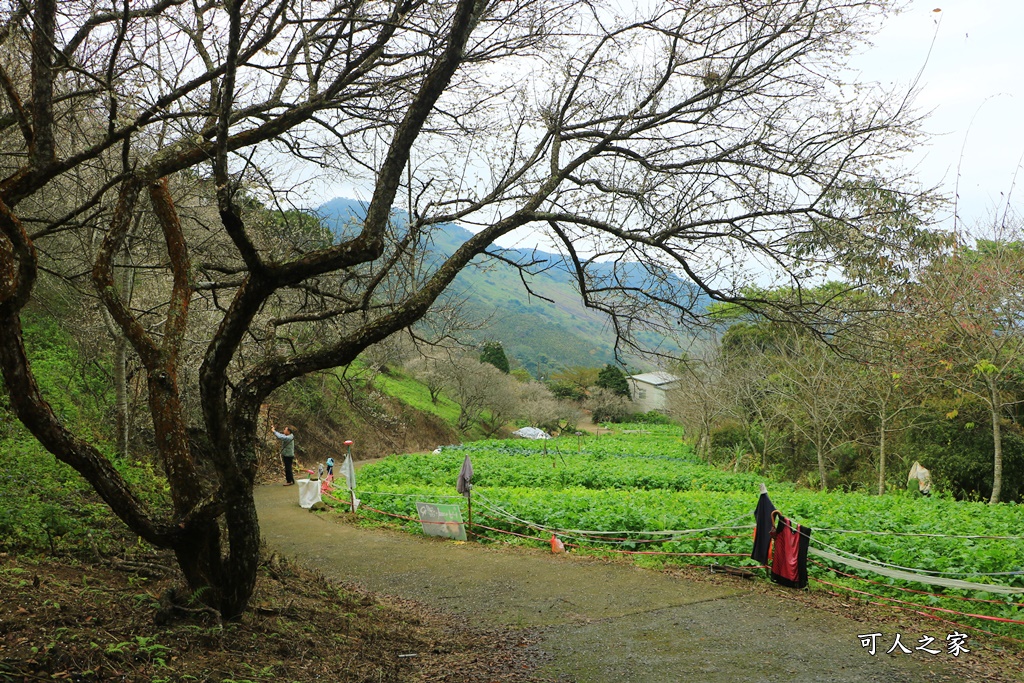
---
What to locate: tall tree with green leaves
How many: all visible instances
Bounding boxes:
[596,364,631,399]
[912,238,1024,503]
[550,366,600,393]
[479,341,510,374]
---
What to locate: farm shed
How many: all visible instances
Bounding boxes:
[626,372,681,413]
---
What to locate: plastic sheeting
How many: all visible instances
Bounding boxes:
[809,547,1023,594]
[908,461,932,495]
[512,427,551,440]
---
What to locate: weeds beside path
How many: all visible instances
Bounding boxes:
[255,484,1016,682]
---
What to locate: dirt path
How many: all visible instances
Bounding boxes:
[251,484,1004,682]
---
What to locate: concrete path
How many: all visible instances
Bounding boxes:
[256,484,968,682]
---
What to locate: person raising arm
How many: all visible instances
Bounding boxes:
[271,425,296,486]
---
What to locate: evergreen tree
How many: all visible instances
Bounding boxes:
[480,341,511,374]
[596,364,631,398]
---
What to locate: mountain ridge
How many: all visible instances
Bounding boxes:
[316,197,690,375]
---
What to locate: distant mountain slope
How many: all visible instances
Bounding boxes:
[316,198,693,375]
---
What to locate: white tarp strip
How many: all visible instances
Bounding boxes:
[809,547,1024,595]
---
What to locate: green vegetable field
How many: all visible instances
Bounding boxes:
[343,425,1024,640]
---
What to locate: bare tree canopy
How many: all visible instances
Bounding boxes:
[0,0,926,617]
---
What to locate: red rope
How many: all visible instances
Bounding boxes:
[360,504,466,527]
[815,585,967,630]
[472,519,749,557]
[811,559,1024,608]
[813,577,1024,626]
[563,541,748,557]
[472,522,548,542]
[548,532,745,544]
[814,584,1024,646]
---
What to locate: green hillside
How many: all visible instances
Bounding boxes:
[442,267,620,375]
[318,198,690,374]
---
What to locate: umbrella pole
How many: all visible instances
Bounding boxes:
[467,491,473,540]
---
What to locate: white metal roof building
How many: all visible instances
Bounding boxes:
[626,372,681,413]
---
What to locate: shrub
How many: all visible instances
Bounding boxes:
[905,412,1024,502]
[628,410,673,425]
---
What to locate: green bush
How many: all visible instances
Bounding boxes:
[710,421,747,450]
[548,380,586,401]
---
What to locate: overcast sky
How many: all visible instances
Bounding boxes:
[852,0,1024,229]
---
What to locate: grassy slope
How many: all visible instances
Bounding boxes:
[0,314,165,558]
[372,369,463,426]
[371,366,495,441]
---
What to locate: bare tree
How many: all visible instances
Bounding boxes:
[770,337,854,490]
[668,352,731,461]
[477,368,521,436]
[843,305,930,495]
[406,355,449,405]
[724,352,791,475]
[517,380,581,433]
[0,0,925,617]
[585,387,631,424]
[439,354,501,431]
[517,380,561,430]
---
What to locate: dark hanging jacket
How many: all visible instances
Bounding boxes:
[751,492,776,564]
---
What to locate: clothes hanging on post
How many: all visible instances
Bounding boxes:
[751,491,777,564]
[770,513,811,589]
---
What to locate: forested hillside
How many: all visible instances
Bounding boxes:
[668,251,1024,504]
